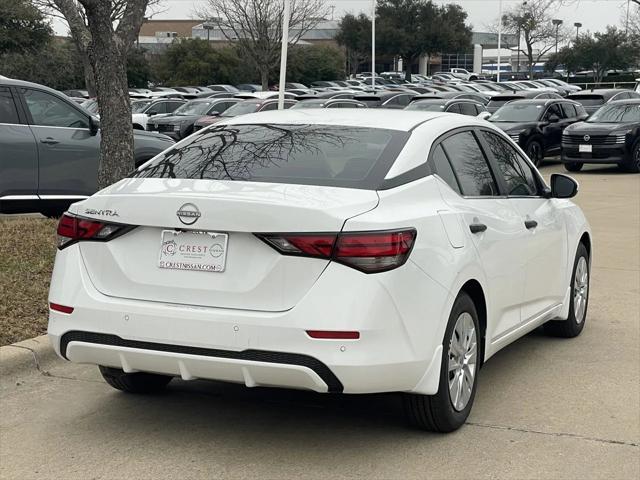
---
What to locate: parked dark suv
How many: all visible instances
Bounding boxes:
[147,98,240,140]
[489,99,588,166]
[0,78,174,217]
[567,89,640,115]
[561,99,640,173]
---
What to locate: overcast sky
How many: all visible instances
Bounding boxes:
[52,0,633,37]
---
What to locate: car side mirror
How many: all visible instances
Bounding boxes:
[147,110,158,116]
[547,114,560,123]
[209,110,220,116]
[477,111,491,120]
[550,173,578,198]
[89,116,100,136]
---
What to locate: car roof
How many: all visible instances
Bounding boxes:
[504,98,575,106]
[609,98,640,105]
[217,108,487,132]
[0,77,63,93]
[568,89,630,98]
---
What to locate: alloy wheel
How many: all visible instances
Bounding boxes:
[448,312,477,412]
[573,256,589,324]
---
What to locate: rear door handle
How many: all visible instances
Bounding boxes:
[469,223,487,234]
[40,137,59,145]
[525,220,538,230]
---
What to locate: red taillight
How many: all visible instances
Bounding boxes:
[49,302,74,314]
[56,213,128,249]
[257,229,416,273]
[306,330,360,339]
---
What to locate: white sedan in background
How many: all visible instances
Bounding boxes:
[48,110,591,432]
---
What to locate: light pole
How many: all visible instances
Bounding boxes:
[277,0,291,110]
[552,19,563,54]
[574,22,582,41]
[497,0,503,82]
[371,0,376,89]
[203,23,214,42]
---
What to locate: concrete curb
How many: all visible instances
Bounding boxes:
[0,335,57,378]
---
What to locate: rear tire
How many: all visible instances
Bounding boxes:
[99,366,172,393]
[403,292,480,432]
[621,142,640,173]
[39,207,66,218]
[544,242,590,338]
[525,139,544,167]
[564,162,583,172]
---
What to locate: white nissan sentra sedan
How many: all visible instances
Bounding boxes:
[48,110,591,432]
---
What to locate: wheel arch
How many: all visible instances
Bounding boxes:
[459,279,487,366]
[579,231,591,258]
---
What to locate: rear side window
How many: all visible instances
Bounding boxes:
[441,131,498,197]
[431,145,461,194]
[459,102,477,116]
[133,124,409,190]
[0,87,19,124]
[480,131,538,196]
[446,103,462,114]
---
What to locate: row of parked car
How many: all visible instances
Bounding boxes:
[112,79,640,174]
[2,74,638,218]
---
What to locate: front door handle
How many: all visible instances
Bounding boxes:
[469,223,487,234]
[40,137,59,145]
[525,220,538,230]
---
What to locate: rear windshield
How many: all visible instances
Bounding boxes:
[569,95,605,106]
[488,97,522,107]
[132,124,409,189]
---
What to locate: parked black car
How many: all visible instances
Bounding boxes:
[567,89,640,115]
[489,99,588,166]
[147,98,240,140]
[353,91,416,108]
[411,91,490,105]
[561,99,640,173]
[130,98,186,130]
[193,98,297,131]
[0,78,174,217]
[290,98,367,109]
[404,98,487,116]
[486,91,563,113]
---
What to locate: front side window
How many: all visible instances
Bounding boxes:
[481,131,538,196]
[21,88,89,128]
[441,131,498,196]
[132,124,409,190]
[560,103,577,118]
[0,87,19,124]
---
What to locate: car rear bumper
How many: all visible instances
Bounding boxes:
[561,144,629,163]
[48,245,450,395]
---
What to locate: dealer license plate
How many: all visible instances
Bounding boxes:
[579,144,592,153]
[158,230,228,273]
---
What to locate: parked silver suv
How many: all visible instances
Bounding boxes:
[0,78,174,217]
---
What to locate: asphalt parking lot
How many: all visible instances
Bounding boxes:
[0,162,638,480]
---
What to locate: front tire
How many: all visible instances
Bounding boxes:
[525,139,544,167]
[564,161,583,172]
[403,292,480,432]
[99,366,172,393]
[544,242,590,338]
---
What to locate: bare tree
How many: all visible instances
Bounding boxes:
[501,0,568,78]
[196,0,328,90]
[35,1,150,189]
[33,1,163,96]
